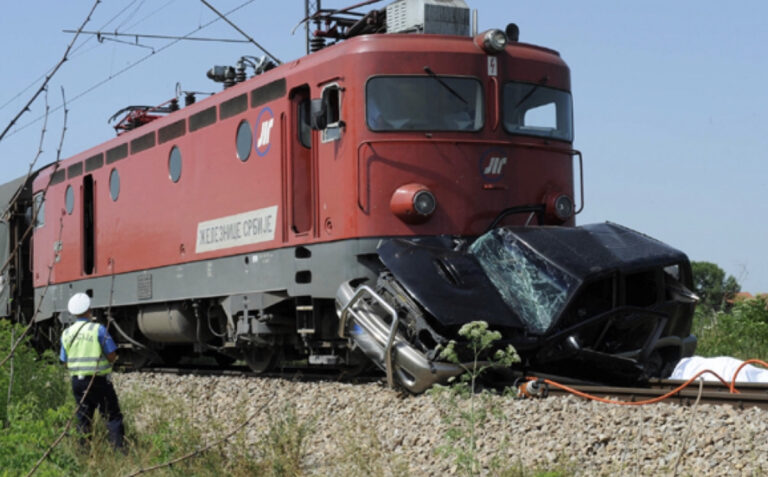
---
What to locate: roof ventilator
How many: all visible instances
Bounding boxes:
[385,0,470,36]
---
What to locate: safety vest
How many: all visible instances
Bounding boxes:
[62,321,112,376]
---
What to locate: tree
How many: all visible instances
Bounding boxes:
[690,261,741,311]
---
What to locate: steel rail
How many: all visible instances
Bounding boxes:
[544,382,768,410]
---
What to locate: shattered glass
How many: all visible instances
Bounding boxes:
[469,229,578,333]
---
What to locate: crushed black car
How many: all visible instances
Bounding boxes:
[337,223,698,393]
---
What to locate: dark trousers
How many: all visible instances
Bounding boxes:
[71,375,125,449]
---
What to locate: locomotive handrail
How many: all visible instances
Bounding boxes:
[573,149,584,215]
[338,284,400,388]
[357,139,583,214]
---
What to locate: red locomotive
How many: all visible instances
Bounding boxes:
[0,0,697,392]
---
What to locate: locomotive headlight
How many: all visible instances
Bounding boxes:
[554,195,574,220]
[413,190,436,216]
[476,29,508,54]
[390,183,437,224]
[543,192,575,223]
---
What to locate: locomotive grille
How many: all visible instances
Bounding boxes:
[386,1,408,32]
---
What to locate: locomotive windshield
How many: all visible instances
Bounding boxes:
[469,228,577,333]
[503,82,573,142]
[366,76,483,132]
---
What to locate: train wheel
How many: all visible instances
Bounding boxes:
[244,346,274,373]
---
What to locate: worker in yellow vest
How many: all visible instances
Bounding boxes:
[60,292,125,450]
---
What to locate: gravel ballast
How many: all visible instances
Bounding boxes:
[114,373,768,476]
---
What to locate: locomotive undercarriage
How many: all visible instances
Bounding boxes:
[102,295,369,374]
[30,239,383,373]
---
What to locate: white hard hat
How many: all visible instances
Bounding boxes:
[67,293,91,316]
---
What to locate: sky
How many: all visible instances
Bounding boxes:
[1,1,766,292]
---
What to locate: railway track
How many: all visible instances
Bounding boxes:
[127,364,768,410]
[538,378,768,410]
[129,364,384,384]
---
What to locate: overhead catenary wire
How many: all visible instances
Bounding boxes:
[0,1,100,143]
[3,0,257,140]
[115,0,146,31]
[0,0,146,114]
[199,0,282,64]
[65,30,251,44]
[97,35,156,52]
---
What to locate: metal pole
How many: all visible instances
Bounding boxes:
[305,0,310,54]
[306,0,321,54]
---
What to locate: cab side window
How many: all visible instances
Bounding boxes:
[298,99,311,149]
[33,193,45,229]
[311,84,343,143]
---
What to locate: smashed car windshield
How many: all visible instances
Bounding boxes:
[366,76,484,131]
[469,228,578,333]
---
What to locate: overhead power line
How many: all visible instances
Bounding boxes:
[63,30,251,44]
[200,0,282,64]
[5,0,257,140]
[0,0,148,113]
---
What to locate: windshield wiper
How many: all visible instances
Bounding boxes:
[514,78,549,109]
[423,66,467,105]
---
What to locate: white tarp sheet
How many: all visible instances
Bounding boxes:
[670,356,768,383]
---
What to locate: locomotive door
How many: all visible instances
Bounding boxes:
[82,174,95,275]
[288,85,314,236]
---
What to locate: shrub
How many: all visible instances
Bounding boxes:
[0,321,70,426]
[0,321,75,475]
[692,296,768,361]
[430,321,520,477]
